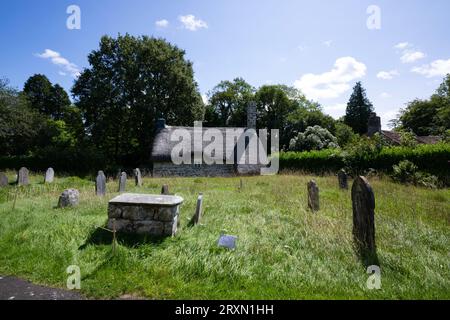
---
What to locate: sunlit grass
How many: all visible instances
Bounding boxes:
[0,171,448,299]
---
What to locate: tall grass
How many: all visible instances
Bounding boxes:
[0,172,448,299]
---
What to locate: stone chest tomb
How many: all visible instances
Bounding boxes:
[107,193,184,237]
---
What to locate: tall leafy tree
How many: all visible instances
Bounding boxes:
[395,74,450,135]
[344,82,374,134]
[72,34,204,164]
[23,74,70,119]
[205,78,255,127]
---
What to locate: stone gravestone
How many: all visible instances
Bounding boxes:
[58,189,80,208]
[96,170,106,196]
[17,167,29,186]
[338,169,348,189]
[351,176,377,264]
[218,234,237,250]
[161,184,169,195]
[118,172,127,193]
[192,193,203,225]
[307,180,319,211]
[44,168,54,183]
[0,172,8,187]
[134,168,142,187]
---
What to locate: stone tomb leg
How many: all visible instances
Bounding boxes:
[107,193,184,237]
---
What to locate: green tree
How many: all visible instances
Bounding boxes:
[72,34,204,164]
[0,78,43,156]
[344,82,374,134]
[205,78,255,127]
[396,74,450,135]
[23,74,70,119]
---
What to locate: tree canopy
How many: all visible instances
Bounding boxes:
[344,82,374,134]
[72,34,204,164]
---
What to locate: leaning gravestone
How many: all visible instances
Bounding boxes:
[351,176,377,264]
[307,180,319,211]
[96,170,106,196]
[134,168,142,187]
[17,167,29,186]
[58,189,80,208]
[118,172,127,192]
[338,169,348,189]
[0,172,8,187]
[161,184,169,195]
[44,168,54,183]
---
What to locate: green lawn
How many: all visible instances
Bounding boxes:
[0,172,448,299]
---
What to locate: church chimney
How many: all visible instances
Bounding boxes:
[367,112,381,136]
[247,101,257,129]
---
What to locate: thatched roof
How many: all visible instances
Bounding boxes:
[381,130,442,145]
[151,126,267,163]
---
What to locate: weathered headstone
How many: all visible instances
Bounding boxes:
[161,184,169,195]
[307,180,319,211]
[58,189,80,208]
[134,168,142,187]
[338,169,348,189]
[17,167,29,186]
[351,176,377,264]
[192,193,203,225]
[118,172,127,192]
[218,234,237,250]
[0,172,8,187]
[44,168,54,183]
[96,170,106,196]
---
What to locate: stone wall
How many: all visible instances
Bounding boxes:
[153,162,236,177]
[107,203,179,236]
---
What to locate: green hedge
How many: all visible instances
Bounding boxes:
[279,143,450,181]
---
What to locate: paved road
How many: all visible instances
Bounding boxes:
[0,275,84,300]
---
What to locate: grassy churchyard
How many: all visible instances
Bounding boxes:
[0,171,448,300]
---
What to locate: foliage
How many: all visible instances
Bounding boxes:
[205,77,255,127]
[23,74,71,119]
[289,125,339,151]
[334,121,358,147]
[279,143,450,185]
[344,82,374,134]
[391,160,439,188]
[394,74,450,135]
[72,34,204,165]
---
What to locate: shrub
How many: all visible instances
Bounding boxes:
[391,160,440,188]
[289,125,339,151]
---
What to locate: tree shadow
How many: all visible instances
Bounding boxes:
[79,226,167,250]
[353,241,380,268]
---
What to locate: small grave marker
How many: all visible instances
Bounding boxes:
[161,184,169,195]
[96,170,106,196]
[192,193,203,225]
[218,234,237,250]
[134,168,142,187]
[118,172,127,193]
[58,189,80,208]
[17,167,29,186]
[0,172,8,187]
[338,169,348,189]
[307,180,319,211]
[44,168,54,183]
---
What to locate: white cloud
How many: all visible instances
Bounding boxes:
[380,92,391,99]
[323,40,333,47]
[201,94,209,105]
[179,15,208,31]
[294,57,367,100]
[411,59,450,78]
[376,70,399,80]
[323,103,346,119]
[394,42,410,50]
[36,49,80,78]
[401,50,426,63]
[155,19,169,28]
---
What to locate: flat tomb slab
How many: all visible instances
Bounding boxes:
[107,193,184,237]
[109,193,184,206]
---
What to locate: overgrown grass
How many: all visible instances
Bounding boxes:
[0,171,448,299]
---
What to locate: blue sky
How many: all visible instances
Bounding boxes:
[1,0,450,129]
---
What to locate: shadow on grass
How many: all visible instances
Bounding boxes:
[79,227,167,250]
